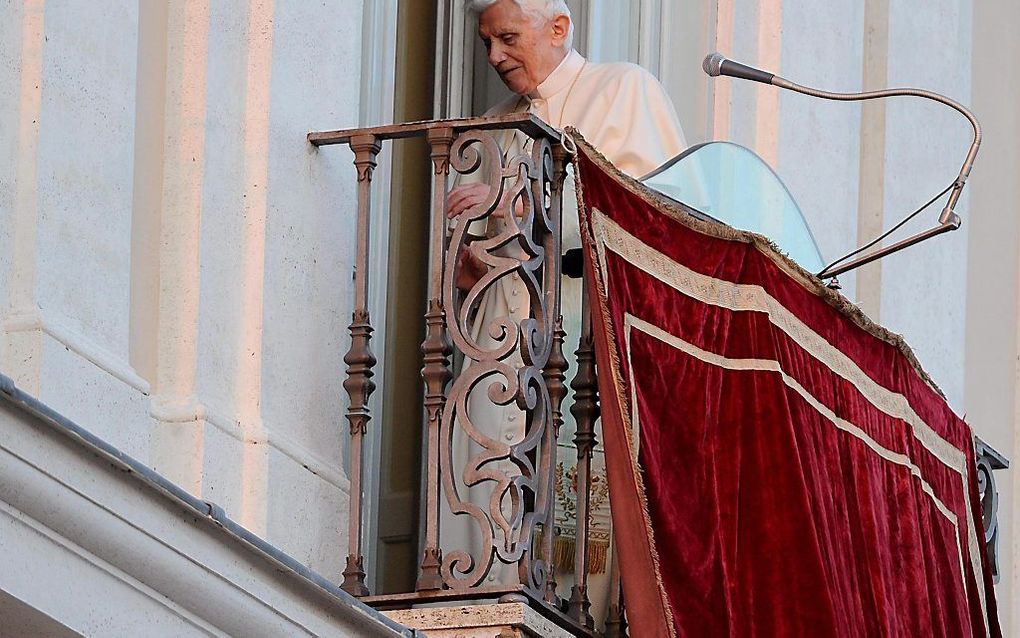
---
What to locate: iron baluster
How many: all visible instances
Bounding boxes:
[568,280,598,628]
[341,133,382,597]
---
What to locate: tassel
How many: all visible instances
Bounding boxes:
[547,534,610,575]
[588,538,608,574]
[555,536,575,571]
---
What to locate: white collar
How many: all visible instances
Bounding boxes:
[529,49,586,100]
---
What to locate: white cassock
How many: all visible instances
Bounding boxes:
[442,49,685,627]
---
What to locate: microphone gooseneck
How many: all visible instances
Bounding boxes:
[702,52,982,280]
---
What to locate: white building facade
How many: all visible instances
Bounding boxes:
[1,0,1017,635]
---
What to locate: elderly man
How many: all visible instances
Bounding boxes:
[441,0,687,625]
[449,0,686,221]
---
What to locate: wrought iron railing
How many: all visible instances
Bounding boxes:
[308,114,1009,636]
[309,114,602,635]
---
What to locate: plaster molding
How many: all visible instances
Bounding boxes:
[753,0,783,168]
[711,0,735,141]
[855,0,891,319]
[227,0,278,536]
[2,1,46,386]
[0,500,223,635]
[0,308,349,495]
[149,394,204,423]
[3,307,150,395]
[148,402,351,496]
[201,407,351,496]
[234,0,274,433]
[967,5,1020,634]
[9,0,45,314]
[0,400,406,637]
[154,0,209,409]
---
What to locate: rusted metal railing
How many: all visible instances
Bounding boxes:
[309,115,601,635]
[337,133,383,597]
[568,286,598,627]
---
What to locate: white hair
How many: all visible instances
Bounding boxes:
[467,0,574,49]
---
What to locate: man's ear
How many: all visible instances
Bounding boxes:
[550,14,570,47]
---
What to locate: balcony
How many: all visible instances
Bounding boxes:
[308,114,1009,637]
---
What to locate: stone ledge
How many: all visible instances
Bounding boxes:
[382,603,576,638]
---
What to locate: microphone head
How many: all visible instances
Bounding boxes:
[703,52,725,77]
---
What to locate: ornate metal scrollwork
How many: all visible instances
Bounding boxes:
[315,115,573,614]
[975,436,1009,583]
[438,129,560,596]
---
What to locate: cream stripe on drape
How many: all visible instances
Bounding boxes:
[590,207,987,625]
[622,313,970,600]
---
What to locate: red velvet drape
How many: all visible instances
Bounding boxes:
[572,136,1000,637]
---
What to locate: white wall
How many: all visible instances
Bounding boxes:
[775,0,864,299]
[969,0,1020,633]
[879,0,972,408]
[0,0,373,584]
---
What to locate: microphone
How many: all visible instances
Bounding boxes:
[701,52,982,280]
[702,52,775,85]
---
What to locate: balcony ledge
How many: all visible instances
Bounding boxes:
[0,374,417,637]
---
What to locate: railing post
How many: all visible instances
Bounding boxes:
[417,127,455,591]
[543,315,567,605]
[568,280,598,628]
[341,133,382,597]
[542,143,571,605]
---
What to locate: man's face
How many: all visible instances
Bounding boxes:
[478,0,565,95]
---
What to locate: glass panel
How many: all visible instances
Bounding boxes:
[641,142,825,273]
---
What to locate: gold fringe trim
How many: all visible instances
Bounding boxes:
[554,536,609,574]
[536,529,610,575]
[568,131,678,637]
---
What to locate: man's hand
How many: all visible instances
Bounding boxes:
[446,185,491,291]
[446,183,531,291]
[446,183,527,220]
[446,184,491,219]
[454,246,487,292]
